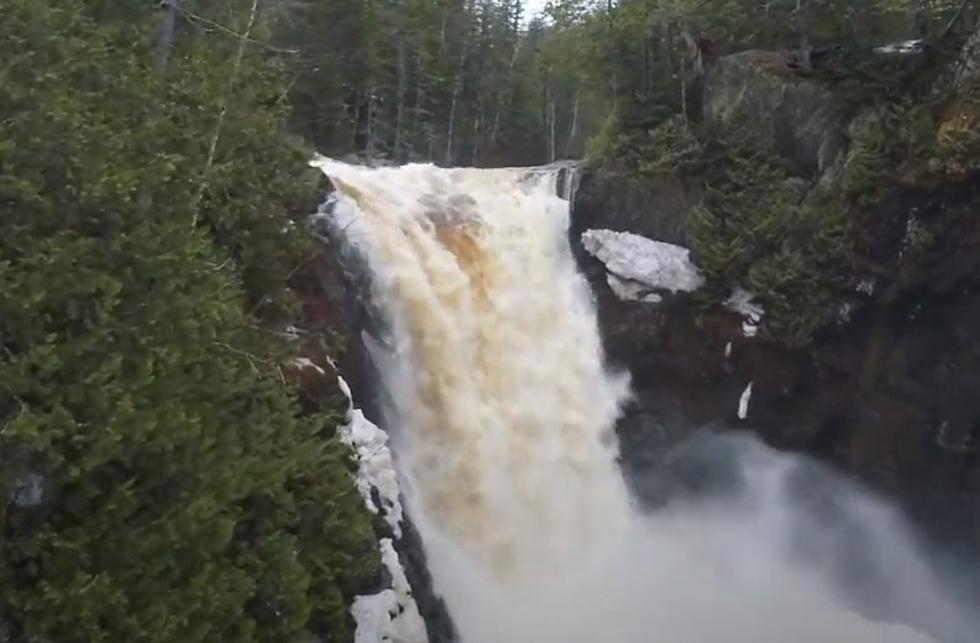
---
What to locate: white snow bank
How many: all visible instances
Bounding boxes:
[725,288,764,339]
[351,539,428,643]
[738,382,753,420]
[338,377,404,537]
[337,377,428,643]
[581,229,704,301]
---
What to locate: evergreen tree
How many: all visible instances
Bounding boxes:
[0,2,378,641]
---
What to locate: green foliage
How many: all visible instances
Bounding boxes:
[840,110,900,207]
[588,113,704,177]
[0,1,379,641]
[932,84,980,178]
[686,121,851,346]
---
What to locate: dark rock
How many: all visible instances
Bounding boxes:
[11,473,44,508]
[703,51,847,178]
[572,170,700,246]
[571,45,980,557]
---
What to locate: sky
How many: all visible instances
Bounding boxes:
[523,0,549,21]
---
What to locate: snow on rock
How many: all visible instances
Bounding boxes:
[337,377,404,537]
[856,278,875,296]
[725,288,764,339]
[724,287,764,319]
[606,274,663,303]
[291,357,325,375]
[874,39,925,56]
[337,377,428,643]
[351,539,428,643]
[581,229,704,301]
[738,382,753,420]
[724,342,733,359]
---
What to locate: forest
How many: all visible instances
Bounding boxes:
[1,0,976,641]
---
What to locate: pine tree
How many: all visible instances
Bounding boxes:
[0,2,379,641]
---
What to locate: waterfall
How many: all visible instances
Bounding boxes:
[313,158,975,643]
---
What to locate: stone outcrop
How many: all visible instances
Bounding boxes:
[703,51,848,178]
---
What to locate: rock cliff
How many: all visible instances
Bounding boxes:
[574,36,980,555]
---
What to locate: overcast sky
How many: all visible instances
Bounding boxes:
[523,0,549,21]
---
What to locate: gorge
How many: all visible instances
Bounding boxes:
[8,2,980,641]
[311,158,979,643]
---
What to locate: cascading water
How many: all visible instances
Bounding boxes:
[313,158,977,643]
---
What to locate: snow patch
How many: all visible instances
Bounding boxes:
[874,39,925,55]
[338,377,404,537]
[336,376,428,643]
[581,229,704,300]
[291,357,325,375]
[351,539,428,643]
[724,342,733,359]
[725,288,764,339]
[738,382,753,420]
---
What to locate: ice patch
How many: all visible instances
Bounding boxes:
[581,229,704,300]
[738,382,753,420]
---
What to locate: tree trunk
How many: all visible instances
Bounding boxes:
[680,52,688,124]
[796,0,812,72]
[156,0,179,71]
[682,26,704,77]
[192,0,259,228]
[446,30,469,165]
[548,98,557,163]
[471,109,482,165]
[365,86,377,158]
[564,87,580,157]
[394,36,407,160]
[412,52,426,161]
[489,38,522,149]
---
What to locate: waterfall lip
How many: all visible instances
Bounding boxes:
[309,153,582,199]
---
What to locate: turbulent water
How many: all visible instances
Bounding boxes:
[313,159,977,643]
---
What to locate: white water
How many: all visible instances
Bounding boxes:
[313,159,976,643]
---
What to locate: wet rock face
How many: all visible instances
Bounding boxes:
[703,51,847,178]
[572,44,980,552]
[573,171,698,248]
